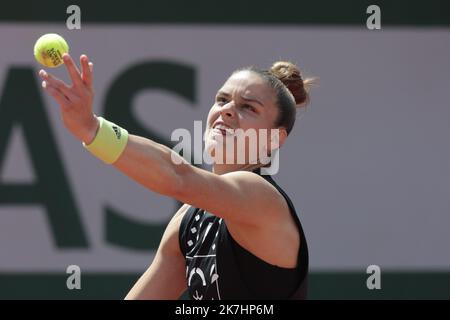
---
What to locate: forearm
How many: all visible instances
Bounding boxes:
[112,134,187,197]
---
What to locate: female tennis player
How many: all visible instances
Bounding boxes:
[39,53,313,300]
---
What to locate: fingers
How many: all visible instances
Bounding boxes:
[42,81,70,111]
[39,69,77,100]
[89,62,93,73]
[62,53,83,88]
[80,54,93,87]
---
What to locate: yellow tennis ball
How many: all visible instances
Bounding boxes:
[33,33,69,68]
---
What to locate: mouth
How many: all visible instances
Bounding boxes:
[211,121,234,136]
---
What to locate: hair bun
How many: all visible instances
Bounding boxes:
[270,61,311,107]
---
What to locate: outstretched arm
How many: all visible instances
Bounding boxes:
[40,54,289,227]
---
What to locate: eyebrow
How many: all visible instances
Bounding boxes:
[216,91,264,107]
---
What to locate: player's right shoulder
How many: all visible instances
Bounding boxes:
[160,203,191,255]
[174,203,191,220]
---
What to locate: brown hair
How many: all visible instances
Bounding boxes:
[237,61,315,135]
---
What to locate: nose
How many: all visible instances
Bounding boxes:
[220,100,236,119]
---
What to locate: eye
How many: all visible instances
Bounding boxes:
[242,104,256,112]
[216,97,229,106]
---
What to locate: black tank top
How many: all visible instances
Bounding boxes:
[178,169,309,300]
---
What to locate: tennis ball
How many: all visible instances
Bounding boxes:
[33,33,69,68]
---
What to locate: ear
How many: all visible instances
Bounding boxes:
[269,127,288,153]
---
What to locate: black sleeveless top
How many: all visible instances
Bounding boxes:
[178,170,309,300]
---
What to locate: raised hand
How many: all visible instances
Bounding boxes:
[39,53,99,144]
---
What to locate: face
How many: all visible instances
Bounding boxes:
[204,70,286,166]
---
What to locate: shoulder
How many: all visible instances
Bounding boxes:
[160,204,191,255]
[175,167,289,227]
[231,170,289,207]
[220,170,291,227]
[221,170,285,202]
